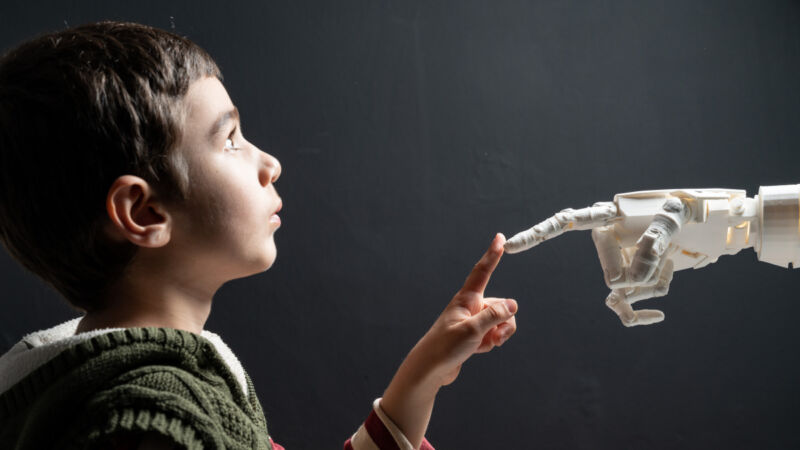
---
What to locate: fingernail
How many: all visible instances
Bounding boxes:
[505,299,517,314]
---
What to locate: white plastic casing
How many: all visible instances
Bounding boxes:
[612,189,759,271]
[756,184,800,268]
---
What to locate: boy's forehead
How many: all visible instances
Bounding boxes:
[184,77,235,127]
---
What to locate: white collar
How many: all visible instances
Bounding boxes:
[0,317,249,398]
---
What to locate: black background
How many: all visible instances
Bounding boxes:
[2,1,799,448]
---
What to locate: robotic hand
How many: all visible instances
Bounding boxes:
[504,185,800,327]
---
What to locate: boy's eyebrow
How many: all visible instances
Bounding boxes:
[208,106,240,139]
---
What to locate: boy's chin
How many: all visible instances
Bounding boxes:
[238,241,277,276]
[263,240,277,269]
[231,255,276,281]
[256,247,278,272]
[261,255,277,271]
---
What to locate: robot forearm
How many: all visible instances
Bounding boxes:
[755,184,800,269]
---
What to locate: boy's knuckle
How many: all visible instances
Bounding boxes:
[489,303,507,319]
[461,320,483,337]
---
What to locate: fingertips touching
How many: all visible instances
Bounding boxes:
[495,232,506,251]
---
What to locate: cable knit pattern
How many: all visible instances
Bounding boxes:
[0,327,274,450]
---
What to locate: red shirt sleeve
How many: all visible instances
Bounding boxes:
[343,408,435,450]
[270,399,435,450]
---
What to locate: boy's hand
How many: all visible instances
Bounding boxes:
[381,233,517,449]
[417,232,518,386]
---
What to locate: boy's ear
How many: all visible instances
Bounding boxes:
[104,175,172,248]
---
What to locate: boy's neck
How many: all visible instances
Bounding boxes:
[75,305,211,336]
[75,263,218,336]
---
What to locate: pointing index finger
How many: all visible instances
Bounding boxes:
[461,233,505,295]
[504,201,618,254]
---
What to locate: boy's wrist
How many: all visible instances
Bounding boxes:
[379,339,447,449]
[399,336,451,390]
[381,356,439,450]
[385,344,440,399]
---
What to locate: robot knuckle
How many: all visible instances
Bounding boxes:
[605,291,624,307]
[662,197,685,213]
[628,263,654,284]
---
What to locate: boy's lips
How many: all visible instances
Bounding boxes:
[270,199,282,226]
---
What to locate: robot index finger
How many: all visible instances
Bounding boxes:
[504,202,619,254]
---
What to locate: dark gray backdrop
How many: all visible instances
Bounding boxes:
[1,1,799,448]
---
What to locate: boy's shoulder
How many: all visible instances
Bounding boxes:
[0,320,270,449]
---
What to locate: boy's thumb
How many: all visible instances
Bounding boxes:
[471,299,517,333]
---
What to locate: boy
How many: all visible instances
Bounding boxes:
[0,21,518,449]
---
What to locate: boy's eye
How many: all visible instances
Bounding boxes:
[223,125,242,151]
[224,136,241,151]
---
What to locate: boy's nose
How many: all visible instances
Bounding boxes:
[259,151,281,187]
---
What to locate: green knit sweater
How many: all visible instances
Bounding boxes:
[0,327,274,450]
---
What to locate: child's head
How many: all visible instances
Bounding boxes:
[0,21,282,313]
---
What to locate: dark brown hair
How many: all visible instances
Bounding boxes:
[0,21,221,311]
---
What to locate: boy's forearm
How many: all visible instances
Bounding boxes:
[380,343,441,449]
[380,235,513,449]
